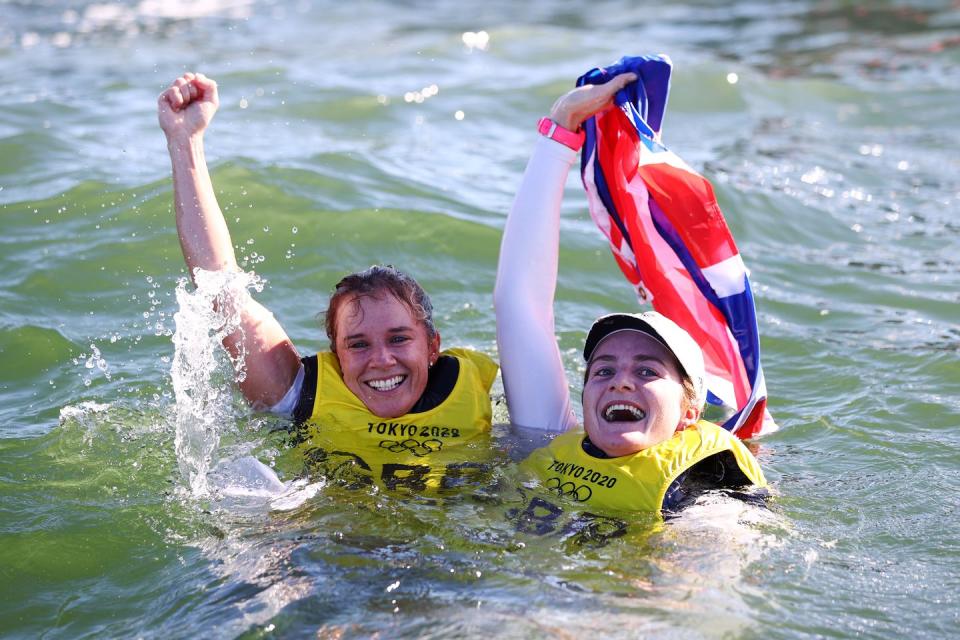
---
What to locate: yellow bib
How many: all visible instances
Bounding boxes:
[301,348,498,493]
[524,421,766,513]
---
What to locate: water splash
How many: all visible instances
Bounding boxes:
[207,456,324,511]
[59,401,111,446]
[170,268,262,496]
[84,343,111,383]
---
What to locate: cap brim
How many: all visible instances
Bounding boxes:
[583,314,669,362]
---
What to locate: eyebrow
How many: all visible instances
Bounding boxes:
[344,326,415,341]
[590,354,669,367]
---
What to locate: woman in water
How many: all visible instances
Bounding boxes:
[495,73,765,515]
[158,73,497,483]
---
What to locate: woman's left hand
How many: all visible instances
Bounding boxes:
[549,72,637,131]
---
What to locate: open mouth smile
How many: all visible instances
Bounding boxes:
[365,375,406,392]
[602,402,646,422]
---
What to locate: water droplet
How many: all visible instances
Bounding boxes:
[462,30,490,51]
[52,31,71,48]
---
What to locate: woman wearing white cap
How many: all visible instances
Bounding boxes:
[495,75,766,514]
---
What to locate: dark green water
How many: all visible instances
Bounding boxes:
[2,1,959,638]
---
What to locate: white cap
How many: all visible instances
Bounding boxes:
[583,311,706,409]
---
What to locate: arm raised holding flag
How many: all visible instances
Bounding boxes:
[494,60,769,515]
[577,55,775,438]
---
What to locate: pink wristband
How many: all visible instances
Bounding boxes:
[537,117,585,152]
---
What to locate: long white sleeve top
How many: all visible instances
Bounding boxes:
[494,136,579,432]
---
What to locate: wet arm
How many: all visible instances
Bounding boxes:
[160,73,300,408]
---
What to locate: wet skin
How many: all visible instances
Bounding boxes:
[334,293,440,419]
[582,331,699,458]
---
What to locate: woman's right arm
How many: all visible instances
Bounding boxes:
[159,73,301,409]
[494,72,637,432]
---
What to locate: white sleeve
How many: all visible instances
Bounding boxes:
[267,362,305,417]
[494,136,578,432]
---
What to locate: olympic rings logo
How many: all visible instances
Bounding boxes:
[379,438,443,457]
[545,476,592,502]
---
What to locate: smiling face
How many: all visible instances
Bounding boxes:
[334,292,440,419]
[581,330,700,458]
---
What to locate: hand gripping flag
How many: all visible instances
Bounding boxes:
[578,55,776,438]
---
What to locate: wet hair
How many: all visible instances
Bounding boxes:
[323,265,436,350]
[679,376,698,415]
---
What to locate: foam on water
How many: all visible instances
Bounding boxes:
[58,400,111,445]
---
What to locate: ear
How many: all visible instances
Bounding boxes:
[429,330,441,362]
[678,403,702,430]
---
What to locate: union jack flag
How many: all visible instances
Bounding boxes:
[578,55,776,438]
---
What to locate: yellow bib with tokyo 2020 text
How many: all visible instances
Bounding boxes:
[523,421,766,513]
[300,348,497,493]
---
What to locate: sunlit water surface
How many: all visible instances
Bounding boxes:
[1,1,959,638]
